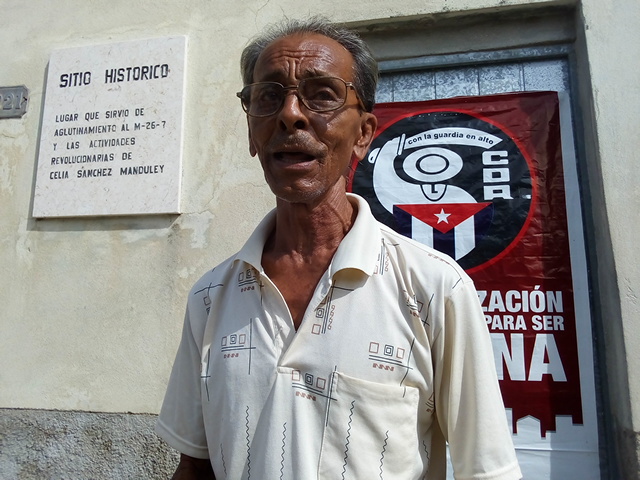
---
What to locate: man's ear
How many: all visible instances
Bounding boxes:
[247,120,257,157]
[352,112,378,162]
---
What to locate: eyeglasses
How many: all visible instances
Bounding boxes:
[237,76,363,117]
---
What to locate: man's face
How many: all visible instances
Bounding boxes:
[247,33,377,206]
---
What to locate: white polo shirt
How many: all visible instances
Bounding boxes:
[156,193,521,480]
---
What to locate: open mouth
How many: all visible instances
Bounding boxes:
[273,151,316,163]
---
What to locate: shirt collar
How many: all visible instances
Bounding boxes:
[330,193,380,277]
[235,193,380,277]
[235,207,276,272]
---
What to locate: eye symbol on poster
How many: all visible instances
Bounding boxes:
[351,111,534,272]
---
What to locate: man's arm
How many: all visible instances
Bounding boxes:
[170,454,216,480]
[436,279,521,479]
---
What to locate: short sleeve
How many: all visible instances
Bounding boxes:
[155,304,210,459]
[433,279,522,480]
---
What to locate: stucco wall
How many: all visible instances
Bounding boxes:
[577,1,640,476]
[0,409,177,479]
[1,0,638,477]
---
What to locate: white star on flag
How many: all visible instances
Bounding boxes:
[434,208,451,224]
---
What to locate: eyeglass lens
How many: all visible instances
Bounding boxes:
[241,77,348,117]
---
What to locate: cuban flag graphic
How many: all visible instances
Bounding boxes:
[394,202,493,260]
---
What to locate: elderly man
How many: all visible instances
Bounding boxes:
[157,17,522,480]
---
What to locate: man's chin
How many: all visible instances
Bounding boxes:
[269,178,348,208]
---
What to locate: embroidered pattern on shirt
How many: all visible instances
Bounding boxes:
[201,348,211,401]
[422,439,431,480]
[369,341,407,373]
[369,340,416,383]
[245,406,251,479]
[291,369,335,402]
[194,281,223,314]
[311,285,353,335]
[425,392,435,414]
[405,291,424,316]
[220,318,257,374]
[409,291,434,328]
[379,430,389,479]
[220,442,227,476]
[341,400,356,479]
[374,239,390,275]
[238,268,258,292]
[279,422,287,480]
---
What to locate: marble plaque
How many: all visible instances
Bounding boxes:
[33,36,187,217]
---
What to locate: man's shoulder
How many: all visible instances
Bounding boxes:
[188,252,246,299]
[376,221,471,285]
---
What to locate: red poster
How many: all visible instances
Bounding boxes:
[348,92,581,437]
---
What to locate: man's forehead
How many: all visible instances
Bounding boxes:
[253,33,354,81]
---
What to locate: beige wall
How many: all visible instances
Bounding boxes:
[1,0,638,472]
[577,0,640,474]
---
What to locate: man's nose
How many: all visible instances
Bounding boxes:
[277,90,309,131]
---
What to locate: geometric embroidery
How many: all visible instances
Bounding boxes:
[311,285,354,335]
[404,291,425,323]
[193,281,223,315]
[379,430,389,479]
[291,369,332,402]
[368,342,405,360]
[368,340,413,378]
[200,348,212,401]
[220,319,257,374]
[374,239,390,275]
[238,268,258,293]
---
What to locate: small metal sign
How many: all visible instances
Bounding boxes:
[0,86,29,118]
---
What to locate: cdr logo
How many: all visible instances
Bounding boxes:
[350,109,535,272]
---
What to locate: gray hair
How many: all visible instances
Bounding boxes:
[240,17,378,112]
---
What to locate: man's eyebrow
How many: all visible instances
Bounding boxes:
[255,68,334,84]
[299,67,333,78]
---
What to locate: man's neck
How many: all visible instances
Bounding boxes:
[267,191,356,260]
[261,190,357,329]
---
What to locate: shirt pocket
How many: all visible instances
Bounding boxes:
[318,371,423,480]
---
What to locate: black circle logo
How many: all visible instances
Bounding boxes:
[350,109,534,272]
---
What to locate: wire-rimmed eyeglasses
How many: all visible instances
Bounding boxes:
[236,76,364,117]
